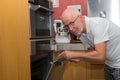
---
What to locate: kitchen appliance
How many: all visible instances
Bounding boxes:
[29,0,54,54]
[29,0,54,39]
[30,50,54,80]
[54,20,71,43]
[30,39,54,55]
[28,0,50,8]
[28,0,55,80]
[87,0,120,26]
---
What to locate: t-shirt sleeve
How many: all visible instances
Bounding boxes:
[92,20,110,44]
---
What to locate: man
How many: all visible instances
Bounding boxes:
[58,8,120,80]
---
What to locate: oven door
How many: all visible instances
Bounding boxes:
[28,0,52,8]
[30,51,54,80]
[29,3,53,39]
[30,38,54,55]
[30,39,54,80]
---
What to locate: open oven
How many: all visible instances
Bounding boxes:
[30,39,54,80]
[28,0,55,80]
[30,50,54,80]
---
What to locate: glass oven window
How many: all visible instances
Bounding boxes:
[29,7,53,38]
[36,12,50,37]
[30,39,53,55]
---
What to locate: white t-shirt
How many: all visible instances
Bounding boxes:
[79,16,120,68]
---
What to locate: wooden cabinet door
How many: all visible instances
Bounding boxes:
[51,52,87,80]
[86,62,105,80]
[72,61,87,80]
[48,61,86,80]
[62,61,86,80]
[0,0,30,80]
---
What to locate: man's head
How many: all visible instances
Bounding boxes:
[60,8,85,36]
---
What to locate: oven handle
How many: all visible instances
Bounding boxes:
[29,1,54,13]
[45,57,66,80]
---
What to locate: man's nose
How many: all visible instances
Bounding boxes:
[68,25,73,31]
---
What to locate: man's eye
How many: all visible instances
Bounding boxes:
[64,25,68,27]
[69,22,74,25]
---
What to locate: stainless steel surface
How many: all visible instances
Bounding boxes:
[29,1,55,80]
[29,3,41,11]
[45,61,54,80]
[87,0,120,26]
[29,3,53,12]
[30,39,54,55]
[28,2,54,39]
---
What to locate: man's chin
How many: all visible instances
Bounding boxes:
[76,33,82,37]
[73,33,78,36]
[75,33,80,36]
[72,32,80,36]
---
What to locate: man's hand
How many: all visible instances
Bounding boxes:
[57,51,73,60]
[57,50,81,62]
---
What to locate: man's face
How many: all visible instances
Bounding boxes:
[62,16,82,36]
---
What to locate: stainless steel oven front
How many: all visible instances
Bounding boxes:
[30,38,54,80]
[30,38,54,55]
[29,1,54,39]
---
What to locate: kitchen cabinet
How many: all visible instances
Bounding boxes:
[86,62,105,80]
[49,58,105,80]
[62,61,87,80]
[62,62,105,80]
[0,0,30,80]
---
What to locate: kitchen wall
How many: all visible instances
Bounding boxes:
[53,0,87,19]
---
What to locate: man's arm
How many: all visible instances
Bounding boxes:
[58,42,106,63]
